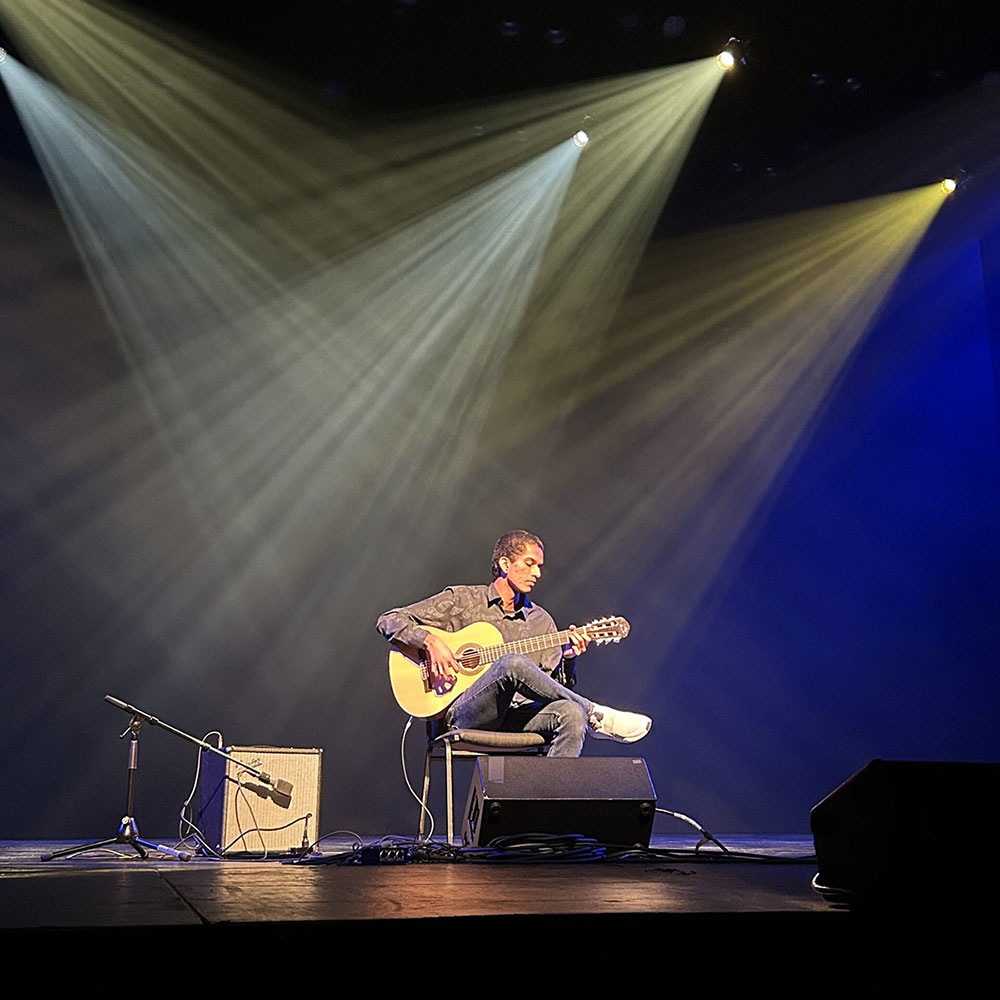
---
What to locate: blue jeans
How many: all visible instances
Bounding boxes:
[444,653,594,757]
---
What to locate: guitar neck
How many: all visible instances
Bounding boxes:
[482,628,579,664]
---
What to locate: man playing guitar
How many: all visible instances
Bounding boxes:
[377,530,651,755]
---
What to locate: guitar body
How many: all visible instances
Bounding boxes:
[387,614,629,718]
[389,622,504,718]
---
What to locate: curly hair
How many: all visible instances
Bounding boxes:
[491,530,544,579]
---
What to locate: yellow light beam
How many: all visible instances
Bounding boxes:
[492,185,950,688]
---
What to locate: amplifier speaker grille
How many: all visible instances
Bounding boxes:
[196,745,322,855]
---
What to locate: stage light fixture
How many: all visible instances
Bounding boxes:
[940,168,971,195]
[0,48,6,63]
[572,130,589,148]
[716,38,746,71]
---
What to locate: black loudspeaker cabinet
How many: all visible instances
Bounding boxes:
[461,756,656,848]
[811,758,1000,903]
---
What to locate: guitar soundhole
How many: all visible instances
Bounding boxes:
[456,645,483,674]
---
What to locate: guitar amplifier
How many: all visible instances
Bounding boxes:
[461,756,656,847]
[196,746,322,855]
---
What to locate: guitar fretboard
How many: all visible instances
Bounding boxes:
[474,628,585,665]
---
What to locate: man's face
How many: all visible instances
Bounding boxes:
[501,543,544,595]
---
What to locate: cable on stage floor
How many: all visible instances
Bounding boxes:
[287,832,817,866]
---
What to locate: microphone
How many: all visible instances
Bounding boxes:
[104,694,295,797]
[258,772,294,797]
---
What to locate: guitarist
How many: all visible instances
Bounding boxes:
[376,530,651,756]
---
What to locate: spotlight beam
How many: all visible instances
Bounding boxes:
[489,185,950,668]
[0,48,586,704]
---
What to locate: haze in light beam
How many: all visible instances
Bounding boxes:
[499,185,951,690]
[0,0,730,801]
[0,52,582,710]
[0,0,724,282]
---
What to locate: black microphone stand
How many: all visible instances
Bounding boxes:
[41,708,192,862]
[41,696,295,862]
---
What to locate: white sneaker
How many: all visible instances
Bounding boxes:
[588,704,651,743]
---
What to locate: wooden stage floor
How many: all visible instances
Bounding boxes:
[1,832,988,989]
[2,834,822,928]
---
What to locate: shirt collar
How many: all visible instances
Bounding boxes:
[486,580,532,614]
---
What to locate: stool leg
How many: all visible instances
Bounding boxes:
[445,741,454,846]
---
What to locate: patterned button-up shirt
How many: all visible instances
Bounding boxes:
[376,581,574,688]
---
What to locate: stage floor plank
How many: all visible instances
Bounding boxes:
[5,835,992,992]
[159,855,828,924]
[1,835,825,930]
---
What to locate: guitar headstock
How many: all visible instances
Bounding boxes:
[582,616,630,644]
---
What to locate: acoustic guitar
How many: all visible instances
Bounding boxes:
[388,616,630,717]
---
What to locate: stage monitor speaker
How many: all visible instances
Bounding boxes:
[461,756,656,848]
[196,745,322,855]
[811,758,1000,903]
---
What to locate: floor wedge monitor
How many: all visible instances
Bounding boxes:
[811,758,1000,904]
[462,756,656,848]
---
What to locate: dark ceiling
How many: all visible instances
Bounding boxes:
[2,1,997,216]
[118,3,997,148]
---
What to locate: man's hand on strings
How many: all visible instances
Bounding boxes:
[424,632,459,694]
[562,624,590,658]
